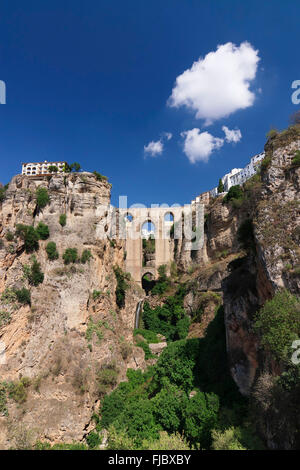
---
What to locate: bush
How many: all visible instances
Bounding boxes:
[260,155,272,172]
[16,225,39,253]
[113,266,128,309]
[142,286,189,342]
[36,187,49,209]
[97,362,119,397]
[135,339,155,360]
[92,290,102,300]
[35,222,49,240]
[134,329,159,344]
[45,241,59,260]
[291,150,300,167]
[266,128,278,139]
[70,162,81,172]
[48,165,58,173]
[81,249,92,264]
[59,214,67,227]
[5,231,14,241]
[151,265,170,296]
[63,248,78,264]
[254,290,300,363]
[222,185,244,205]
[217,178,224,193]
[86,431,101,449]
[23,257,44,286]
[15,288,31,305]
[93,171,108,181]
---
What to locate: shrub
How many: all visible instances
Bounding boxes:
[70,162,81,172]
[48,165,58,173]
[1,288,17,304]
[217,178,224,193]
[142,286,189,342]
[85,318,103,343]
[254,289,300,363]
[143,431,190,450]
[15,288,31,305]
[113,266,128,309]
[81,249,92,264]
[222,185,244,204]
[260,155,272,172]
[93,171,108,181]
[35,222,49,240]
[5,231,14,241]
[0,310,11,327]
[23,257,44,286]
[92,290,102,300]
[135,339,155,360]
[266,128,278,139]
[59,214,67,227]
[16,225,39,253]
[62,248,78,264]
[211,427,246,450]
[46,241,59,260]
[97,362,119,397]
[134,329,159,344]
[151,264,170,295]
[291,150,300,167]
[86,431,101,449]
[36,187,49,209]
[183,391,219,449]
[7,378,30,404]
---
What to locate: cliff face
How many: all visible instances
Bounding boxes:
[0,173,144,448]
[222,136,300,396]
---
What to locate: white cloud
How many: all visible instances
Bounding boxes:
[164,132,173,141]
[181,128,224,163]
[144,132,172,157]
[144,139,163,157]
[222,125,242,143]
[168,41,260,124]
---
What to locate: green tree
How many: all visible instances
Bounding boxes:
[81,249,92,264]
[15,288,31,305]
[70,162,81,172]
[62,248,78,264]
[217,178,224,193]
[254,289,300,363]
[48,165,58,173]
[93,171,108,181]
[35,222,49,240]
[16,225,39,253]
[183,391,219,449]
[0,185,8,202]
[223,185,243,204]
[59,214,67,227]
[23,257,44,286]
[36,187,50,209]
[113,266,129,309]
[45,241,59,260]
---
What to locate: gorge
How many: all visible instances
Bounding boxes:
[0,125,299,450]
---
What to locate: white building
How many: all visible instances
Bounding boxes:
[22,161,66,176]
[209,152,265,197]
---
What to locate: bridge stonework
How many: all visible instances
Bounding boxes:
[119,203,204,285]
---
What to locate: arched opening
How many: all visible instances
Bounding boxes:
[164,212,174,223]
[141,272,155,295]
[124,212,133,223]
[141,220,156,268]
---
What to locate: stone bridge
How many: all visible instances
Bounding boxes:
[119,203,204,285]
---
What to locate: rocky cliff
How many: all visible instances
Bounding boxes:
[0,172,144,448]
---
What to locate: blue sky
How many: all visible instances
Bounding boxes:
[0,0,299,207]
